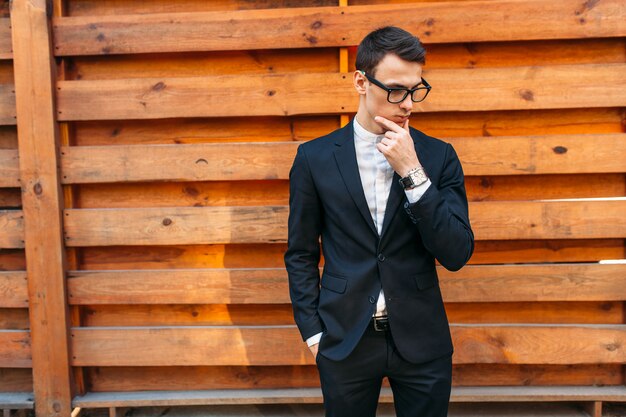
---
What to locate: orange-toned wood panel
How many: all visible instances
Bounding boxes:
[0,148,19,187]
[55,64,626,120]
[0,249,26,270]
[0,308,29,330]
[0,83,16,125]
[0,271,28,307]
[0,18,10,59]
[0,60,13,83]
[73,239,624,270]
[0,189,23,208]
[70,325,626,366]
[0,368,33,392]
[0,330,31,367]
[0,210,24,248]
[79,302,622,327]
[0,125,18,148]
[66,0,337,16]
[67,49,339,80]
[60,134,626,183]
[72,116,336,145]
[66,264,626,305]
[63,200,626,246]
[83,364,622,391]
[69,109,623,148]
[53,1,626,56]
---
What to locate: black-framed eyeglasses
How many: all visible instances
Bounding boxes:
[360,71,431,103]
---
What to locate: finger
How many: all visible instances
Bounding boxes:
[374,116,403,133]
[402,118,410,133]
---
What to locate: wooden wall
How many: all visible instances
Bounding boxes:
[1,0,625,416]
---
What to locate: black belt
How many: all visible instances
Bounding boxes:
[371,315,390,332]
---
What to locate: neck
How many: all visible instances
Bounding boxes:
[355,108,384,135]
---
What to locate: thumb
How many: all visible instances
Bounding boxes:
[403,118,410,132]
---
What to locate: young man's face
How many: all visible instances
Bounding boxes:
[355,53,423,134]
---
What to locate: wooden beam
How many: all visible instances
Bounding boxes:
[59,134,626,184]
[0,83,17,125]
[471,199,626,240]
[52,0,626,56]
[0,210,24,248]
[55,64,626,120]
[70,324,626,366]
[0,330,31,367]
[62,199,626,246]
[10,0,73,416]
[66,263,626,305]
[0,271,28,308]
[0,149,19,187]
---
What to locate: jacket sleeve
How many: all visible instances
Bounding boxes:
[405,143,474,271]
[284,145,324,341]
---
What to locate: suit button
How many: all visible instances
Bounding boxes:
[368,296,376,304]
[377,253,385,262]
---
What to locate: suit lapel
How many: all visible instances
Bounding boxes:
[333,121,378,237]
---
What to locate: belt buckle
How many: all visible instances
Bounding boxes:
[373,316,389,332]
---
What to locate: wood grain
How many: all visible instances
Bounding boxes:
[70,324,626,366]
[0,330,30,367]
[0,210,24,248]
[55,64,626,120]
[0,271,28,308]
[66,263,626,305]
[52,0,626,56]
[63,200,626,246]
[60,134,626,183]
[0,18,11,59]
[0,83,16,125]
[0,148,19,187]
[11,0,72,414]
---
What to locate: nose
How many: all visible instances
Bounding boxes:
[399,93,413,111]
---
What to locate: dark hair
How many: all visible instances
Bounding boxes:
[355,26,426,76]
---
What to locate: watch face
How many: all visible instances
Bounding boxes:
[410,168,428,185]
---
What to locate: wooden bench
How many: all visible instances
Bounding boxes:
[72,385,626,417]
[0,393,34,417]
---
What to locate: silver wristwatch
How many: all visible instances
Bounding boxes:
[399,166,428,190]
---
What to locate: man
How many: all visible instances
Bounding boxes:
[284,26,474,417]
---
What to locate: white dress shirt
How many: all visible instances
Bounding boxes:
[306,117,431,347]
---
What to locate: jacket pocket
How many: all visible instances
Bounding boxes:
[414,270,438,291]
[321,273,347,294]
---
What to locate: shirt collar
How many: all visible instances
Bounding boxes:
[353,116,384,144]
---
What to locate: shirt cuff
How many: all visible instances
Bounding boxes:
[404,179,432,204]
[306,332,322,347]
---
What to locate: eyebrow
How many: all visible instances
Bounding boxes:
[386,81,423,89]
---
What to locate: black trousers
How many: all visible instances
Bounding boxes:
[316,322,452,417]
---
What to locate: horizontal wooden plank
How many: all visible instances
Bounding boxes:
[0,308,30,330]
[70,324,626,366]
[0,272,28,308]
[72,385,626,407]
[0,368,33,392]
[77,302,624,327]
[66,263,626,305]
[60,134,626,183]
[53,0,626,56]
[55,64,626,120]
[470,199,626,241]
[0,83,16,125]
[0,210,24,248]
[0,330,31,368]
[63,200,626,246]
[84,364,622,391]
[0,18,10,60]
[0,148,19,187]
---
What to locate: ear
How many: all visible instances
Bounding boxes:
[353,70,367,96]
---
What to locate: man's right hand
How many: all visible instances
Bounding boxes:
[309,343,319,359]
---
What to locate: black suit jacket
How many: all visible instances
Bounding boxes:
[284,120,474,364]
